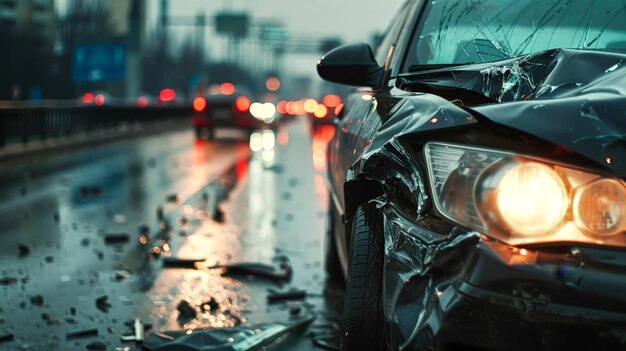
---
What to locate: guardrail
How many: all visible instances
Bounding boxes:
[0,103,193,148]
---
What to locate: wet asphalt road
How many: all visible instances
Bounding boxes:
[0,118,340,350]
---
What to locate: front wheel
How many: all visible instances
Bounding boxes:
[341,203,385,351]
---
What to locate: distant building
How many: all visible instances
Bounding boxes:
[104,0,147,43]
[0,0,55,36]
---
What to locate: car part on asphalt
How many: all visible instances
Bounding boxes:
[142,307,316,351]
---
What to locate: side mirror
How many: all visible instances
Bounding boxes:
[317,43,383,88]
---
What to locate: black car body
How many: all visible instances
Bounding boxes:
[319,1,626,350]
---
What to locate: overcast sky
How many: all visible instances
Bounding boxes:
[57,0,405,77]
[147,0,404,76]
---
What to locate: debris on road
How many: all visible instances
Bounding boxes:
[112,270,131,281]
[66,328,99,340]
[176,300,196,323]
[0,332,15,343]
[162,257,206,269]
[162,258,293,281]
[85,341,107,350]
[143,308,315,351]
[29,295,44,306]
[120,318,145,343]
[104,233,130,245]
[17,243,30,257]
[267,289,307,303]
[308,323,342,351]
[218,262,292,282]
[0,277,18,286]
[95,295,111,312]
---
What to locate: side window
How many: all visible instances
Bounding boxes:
[374,2,413,70]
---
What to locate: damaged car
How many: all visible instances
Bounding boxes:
[318,0,626,350]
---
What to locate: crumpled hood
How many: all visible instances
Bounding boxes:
[410,48,626,177]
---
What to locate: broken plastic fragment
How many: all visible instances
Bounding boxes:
[66,328,99,340]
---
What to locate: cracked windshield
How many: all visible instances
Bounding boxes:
[3,1,626,351]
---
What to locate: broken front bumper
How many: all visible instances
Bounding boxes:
[381,207,626,351]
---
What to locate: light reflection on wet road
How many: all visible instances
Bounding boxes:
[0,118,338,350]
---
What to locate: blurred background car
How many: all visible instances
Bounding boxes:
[191,83,258,139]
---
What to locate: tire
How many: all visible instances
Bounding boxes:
[341,203,385,351]
[325,197,345,288]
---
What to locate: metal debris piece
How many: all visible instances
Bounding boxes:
[162,257,205,269]
[17,243,30,257]
[267,289,306,303]
[86,341,107,350]
[66,328,99,340]
[29,295,44,306]
[0,277,18,286]
[104,233,130,245]
[120,318,145,343]
[217,262,293,282]
[0,333,14,343]
[143,309,315,351]
[95,295,111,312]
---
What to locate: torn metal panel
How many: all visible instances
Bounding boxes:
[397,48,626,176]
[377,206,480,350]
[143,310,315,351]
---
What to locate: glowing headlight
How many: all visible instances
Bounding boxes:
[574,178,625,236]
[495,163,568,236]
[424,142,626,247]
